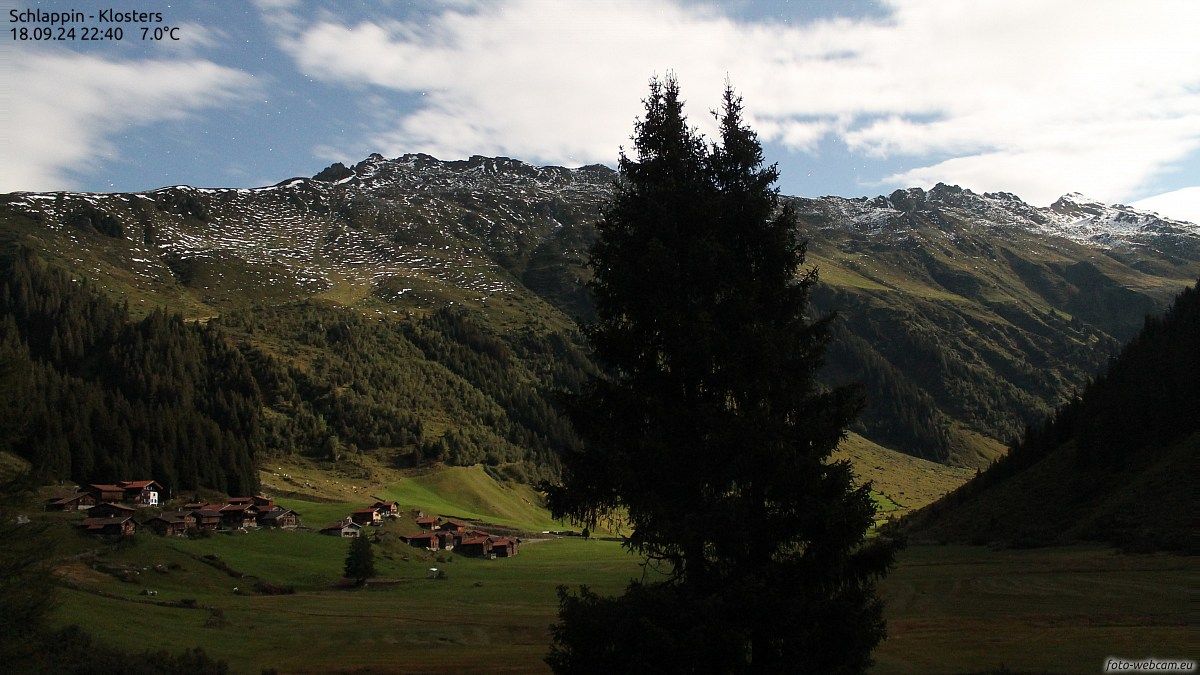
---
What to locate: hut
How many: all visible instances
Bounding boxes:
[258,508,300,529]
[147,511,195,536]
[403,532,440,551]
[81,515,136,537]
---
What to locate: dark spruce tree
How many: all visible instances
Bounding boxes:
[344,535,375,584]
[546,77,898,673]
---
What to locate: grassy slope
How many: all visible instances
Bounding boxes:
[261,459,571,533]
[36,457,1192,673]
[911,433,1199,550]
[832,433,974,521]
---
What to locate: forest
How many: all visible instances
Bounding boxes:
[0,247,591,494]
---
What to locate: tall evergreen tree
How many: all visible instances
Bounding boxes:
[343,535,375,584]
[546,77,897,672]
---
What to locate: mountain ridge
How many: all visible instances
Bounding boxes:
[2,152,1197,469]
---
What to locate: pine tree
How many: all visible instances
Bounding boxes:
[343,535,375,584]
[546,77,898,672]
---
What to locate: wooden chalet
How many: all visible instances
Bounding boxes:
[403,532,440,550]
[147,511,195,536]
[89,502,137,519]
[45,492,96,511]
[258,508,300,529]
[433,530,456,550]
[320,520,362,538]
[119,480,163,506]
[438,518,469,533]
[350,508,382,526]
[415,516,440,529]
[218,503,258,529]
[251,495,274,509]
[85,484,125,504]
[370,500,399,517]
[84,480,163,507]
[491,537,518,557]
[456,535,493,557]
[81,515,135,537]
[190,509,222,531]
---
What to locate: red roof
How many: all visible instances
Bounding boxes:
[119,480,157,490]
[89,484,123,492]
[406,532,437,540]
[460,536,491,546]
[415,516,439,524]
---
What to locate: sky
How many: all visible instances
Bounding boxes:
[2,0,1200,222]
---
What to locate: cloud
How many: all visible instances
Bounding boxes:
[1133,187,1200,225]
[273,0,1200,204]
[0,50,256,192]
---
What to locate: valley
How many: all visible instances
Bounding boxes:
[20,458,1191,674]
[1,153,1196,673]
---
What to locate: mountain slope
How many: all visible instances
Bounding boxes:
[794,184,1198,463]
[2,154,1197,470]
[907,280,1200,551]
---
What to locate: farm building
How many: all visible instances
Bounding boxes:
[258,508,300,529]
[45,493,96,511]
[84,484,125,504]
[351,508,382,526]
[434,530,456,550]
[218,503,258,529]
[80,515,136,537]
[191,509,222,531]
[403,532,440,550]
[147,511,196,536]
[439,519,469,533]
[83,480,163,507]
[119,480,163,506]
[321,520,362,538]
[491,537,519,557]
[370,500,399,517]
[456,536,493,557]
[415,516,440,529]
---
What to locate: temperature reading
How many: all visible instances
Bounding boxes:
[140,26,179,41]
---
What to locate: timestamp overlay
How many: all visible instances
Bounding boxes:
[8,7,184,42]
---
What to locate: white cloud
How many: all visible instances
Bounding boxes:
[0,50,256,192]
[1133,187,1200,225]
[273,0,1200,204]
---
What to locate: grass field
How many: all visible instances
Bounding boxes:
[39,458,1195,673]
[48,527,1196,674]
[52,532,645,673]
[874,545,1197,674]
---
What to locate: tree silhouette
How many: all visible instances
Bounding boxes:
[343,535,375,584]
[546,77,898,672]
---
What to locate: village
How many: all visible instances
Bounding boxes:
[45,479,520,559]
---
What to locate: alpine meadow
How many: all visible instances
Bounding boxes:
[1,2,1198,673]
